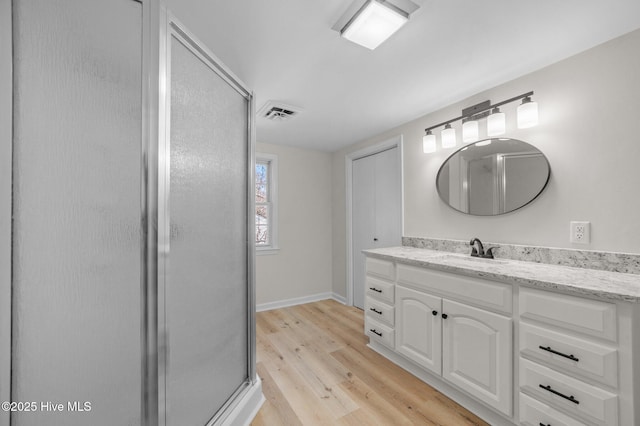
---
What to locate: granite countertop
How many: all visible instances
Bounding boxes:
[363,246,640,303]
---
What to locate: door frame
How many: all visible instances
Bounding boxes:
[0,0,12,425]
[345,135,404,307]
[158,11,258,426]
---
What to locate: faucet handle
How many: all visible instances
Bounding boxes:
[484,246,499,259]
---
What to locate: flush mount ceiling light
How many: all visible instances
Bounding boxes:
[421,91,539,153]
[334,0,419,50]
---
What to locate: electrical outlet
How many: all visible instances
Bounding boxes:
[570,221,590,244]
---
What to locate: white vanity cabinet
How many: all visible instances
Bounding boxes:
[518,287,622,426]
[394,264,513,416]
[395,285,442,374]
[363,249,640,426]
[364,258,396,349]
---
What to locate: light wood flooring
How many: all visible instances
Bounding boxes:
[252,299,489,425]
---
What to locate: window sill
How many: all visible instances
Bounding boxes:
[256,247,280,256]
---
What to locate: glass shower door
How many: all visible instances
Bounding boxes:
[162,26,252,425]
[11,0,144,425]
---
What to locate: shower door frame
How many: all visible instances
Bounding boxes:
[0,3,256,425]
[157,11,257,426]
[1,1,161,425]
[0,0,13,425]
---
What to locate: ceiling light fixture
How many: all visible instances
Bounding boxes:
[340,0,410,50]
[421,91,538,153]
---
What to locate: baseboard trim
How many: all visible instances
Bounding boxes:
[257,292,347,312]
[219,377,264,426]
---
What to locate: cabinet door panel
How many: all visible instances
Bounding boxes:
[442,299,512,416]
[395,286,442,374]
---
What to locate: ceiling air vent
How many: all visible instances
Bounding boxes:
[258,101,302,122]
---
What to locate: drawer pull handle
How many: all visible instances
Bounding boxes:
[539,345,579,362]
[432,310,438,316]
[539,384,579,404]
[539,423,551,426]
[370,308,382,315]
[370,329,382,337]
[369,287,382,293]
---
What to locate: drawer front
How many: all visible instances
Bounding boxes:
[365,317,394,349]
[366,276,394,304]
[520,393,586,426]
[396,263,512,314]
[366,257,395,281]
[519,287,617,342]
[365,297,394,326]
[520,322,618,388]
[520,358,618,425]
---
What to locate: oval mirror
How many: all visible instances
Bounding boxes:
[436,138,550,215]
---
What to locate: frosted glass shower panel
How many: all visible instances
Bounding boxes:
[11,0,143,425]
[165,35,249,425]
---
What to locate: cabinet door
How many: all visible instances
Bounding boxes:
[442,299,512,416]
[395,286,442,375]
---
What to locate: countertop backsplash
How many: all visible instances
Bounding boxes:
[402,236,640,275]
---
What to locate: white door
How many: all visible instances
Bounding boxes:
[352,146,402,309]
[396,286,442,374]
[442,299,513,416]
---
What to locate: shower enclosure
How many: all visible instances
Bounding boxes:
[0,1,261,425]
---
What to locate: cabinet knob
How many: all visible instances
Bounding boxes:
[432,310,438,316]
[441,313,448,319]
[373,238,378,241]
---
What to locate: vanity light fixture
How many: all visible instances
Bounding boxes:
[421,91,538,153]
[441,124,456,148]
[338,0,412,50]
[462,119,479,143]
[422,130,436,153]
[517,96,539,128]
[487,107,506,136]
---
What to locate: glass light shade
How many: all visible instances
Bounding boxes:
[487,109,506,136]
[441,125,456,148]
[422,132,436,153]
[341,1,408,50]
[517,99,538,129]
[462,120,479,143]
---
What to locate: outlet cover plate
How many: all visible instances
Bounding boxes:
[570,221,590,244]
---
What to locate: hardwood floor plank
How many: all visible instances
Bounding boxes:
[252,300,490,426]
[267,329,359,418]
[337,375,414,425]
[253,362,302,426]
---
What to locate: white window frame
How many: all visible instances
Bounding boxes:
[255,153,279,255]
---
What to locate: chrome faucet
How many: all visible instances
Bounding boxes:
[469,237,499,259]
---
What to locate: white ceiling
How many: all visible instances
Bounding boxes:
[165,0,640,152]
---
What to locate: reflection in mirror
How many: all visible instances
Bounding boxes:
[436,138,550,215]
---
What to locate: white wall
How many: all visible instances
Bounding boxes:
[256,142,333,307]
[332,28,640,299]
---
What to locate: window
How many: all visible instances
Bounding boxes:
[255,153,278,253]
